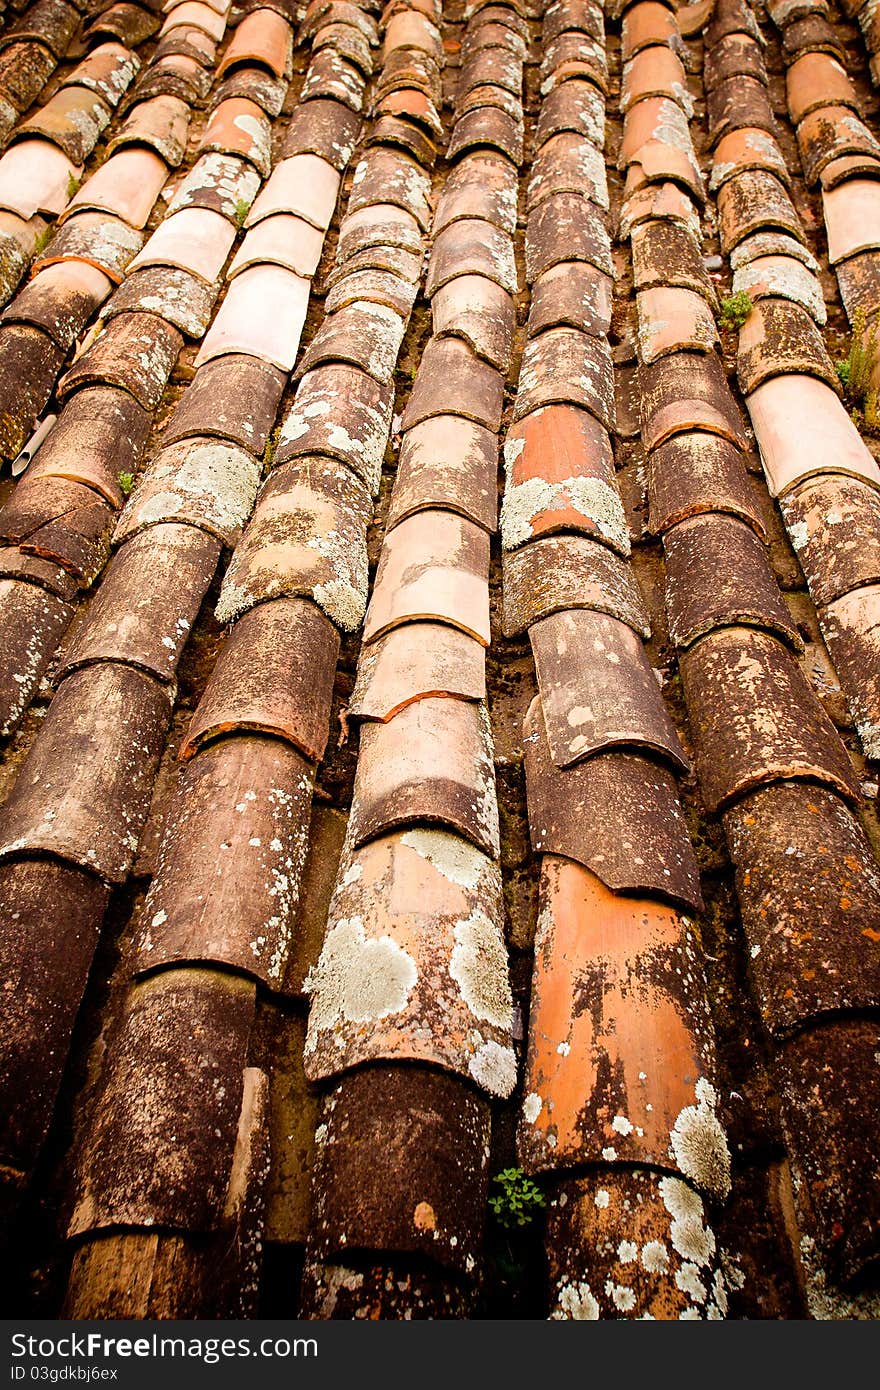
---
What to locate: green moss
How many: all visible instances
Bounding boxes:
[718,291,753,331]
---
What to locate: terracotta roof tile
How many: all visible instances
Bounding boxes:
[680,626,862,811]
[351,621,487,719]
[664,511,804,651]
[0,662,173,880]
[364,508,490,645]
[545,1169,725,1319]
[0,860,108,1175]
[501,401,625,552]
[303,826,513,1088]
[723,781,880,1034]
[530,607,688,771]
[522,697,703,910]
[779,473,880,606]
[349,697,500,857]
[58,523,221,680]
[305,1068,492,1279]
[388,414,498,531]
[134,734,315,983]
[69,969,255,1235]
[216,456,372,628]
[502,531,649,636]
[517,857,724,1191]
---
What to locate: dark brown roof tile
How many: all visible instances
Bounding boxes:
[277,363,392,494]
[325,264,419,317]
[732,252,827,325]
[447,106,523,164]
[704,32,767,91]
[534,76,605,148]
[84,2,161,47]
[819,585,880,759]
[797,107,880,186]
[58,524,220,682]
[708,75,778,145]
[167,152,261,223]
[306,1068,493,1272]
[349,696,499,856]
[647,430,766,539]
[107,93,190,167]
[181,596,340,763]
[281,98,361,169]
[717,169,804,251]
[679,625,862,812]
[709,126,792,193]
[736,296,838,394]
[58,310,183,411]
[347,148,432,229]
[780,473,880,606]
[426,218,518,295]
[296,299,406,384]
[13,85,112,166]
[545,1169,724,1320]
[0,262,111,351]
[639,350,749,452]
[724,781,880,1035]
[527,260,613,337]
[0,859,108,1175]
[433,150,519,233]
[781,11,844,60]
[0,663,173,881]
[0,0,79,58]
[0,547,79,603]
[401,337,505,431]
[115,437,259,548]
[776,1019,880,1284]
[502,533,649,637]
[431,273,515,370]
[388,414,498,532]
[530,609,688,771]
[0,473,115,583]
[34,212,143,283]
[664,512,804,651]
[69,969,255,1236]
[104,265,218,338]
[21,386,149,509]
[514,327,615,431]
[215,456,372,631]
[134,736,315,985]
[163,353,285,456]
[631,218,719,304]
[528,130,608,211]
[0,326,65,462]
[523,698,703,911]
[525,191,612,282]
[0,580,72,737]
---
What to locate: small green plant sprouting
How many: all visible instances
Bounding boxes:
[32,226,53,258]
[117,471,135,497]
[836,306,880,435]
[262,424,281,472]
[488,1167,546,1231]
[718,290,753,331]
[66,172,81,200]
[232,197,250,229]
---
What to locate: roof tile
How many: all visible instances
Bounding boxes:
[388,414,498,532]
[351,621,486,719]
[502,532,649,636]
[363,508,490,645]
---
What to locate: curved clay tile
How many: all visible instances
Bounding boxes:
[518,857,727,1197]
[502,532,649,636]
[350,621,486,720]
[522,696,703,911]
[303,826,514,1090]
[663,512,805,652]
[133,735,315,985]
[679,625,862,811]
[388,414,499,531]
[181,596,340,761]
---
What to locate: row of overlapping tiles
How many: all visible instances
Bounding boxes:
[0,0,878,1318]
[0,0,377,1313]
